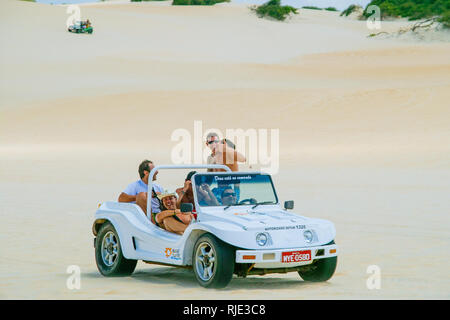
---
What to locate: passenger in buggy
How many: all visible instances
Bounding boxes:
[155,192,194,235]
[177,171,219,209]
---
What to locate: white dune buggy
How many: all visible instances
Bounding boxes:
[93,165,338,288]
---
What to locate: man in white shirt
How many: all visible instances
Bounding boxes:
[118,160,164,216]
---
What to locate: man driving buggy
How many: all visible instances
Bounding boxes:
[220,187,237,206]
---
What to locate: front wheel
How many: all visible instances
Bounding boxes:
[95,222,137,276]
[298,241,337,282]
[192,234,235,288]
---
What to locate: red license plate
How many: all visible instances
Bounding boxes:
[281,250,312,263]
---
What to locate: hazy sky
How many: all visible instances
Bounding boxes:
[36,0,372,11]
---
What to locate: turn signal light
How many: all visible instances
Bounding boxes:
[243,255,256,260]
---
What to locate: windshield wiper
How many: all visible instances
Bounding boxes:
[223,203,246,211]
[251,201,275,209]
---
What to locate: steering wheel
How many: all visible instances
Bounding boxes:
[238,198,257,205]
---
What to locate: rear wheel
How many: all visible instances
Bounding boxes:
[95,222,137,276]
[298,241,337,282]
[192,234,235,288]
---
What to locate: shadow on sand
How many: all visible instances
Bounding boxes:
[127,266,327,290]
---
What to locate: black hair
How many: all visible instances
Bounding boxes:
[185,171,197,181]
[138,160,153,179]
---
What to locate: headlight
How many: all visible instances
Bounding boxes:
[256,233,268,246]
[303,230,314,243]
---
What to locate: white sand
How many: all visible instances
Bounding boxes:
[0,0,449,299]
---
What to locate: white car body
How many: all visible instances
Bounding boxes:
[93,165,338,280]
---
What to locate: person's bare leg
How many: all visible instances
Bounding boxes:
[163,217,188,235]
[136,192,148,215]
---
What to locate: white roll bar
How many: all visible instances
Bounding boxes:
[146,164,232,218]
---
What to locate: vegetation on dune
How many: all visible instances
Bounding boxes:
[172,0,229,5]
[364,0,449,20]
[302,6,322,10]
[340,4,363,17]
[251,0,298,21]
[364,1,450,27]
[301,6,338,11]
[437,10,450,28]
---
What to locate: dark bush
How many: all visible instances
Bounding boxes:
[302,6,322,10]
[172,0,229,5]
[363,1,450,22]
[340,4,362,17]
[252,0,298,21]
[438,10,450,27]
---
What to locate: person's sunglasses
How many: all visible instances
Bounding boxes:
[223,193,236,197]
[207,140,219,145]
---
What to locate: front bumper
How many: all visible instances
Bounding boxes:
[235,244,338,268]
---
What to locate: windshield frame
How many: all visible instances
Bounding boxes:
[191,172,279,212]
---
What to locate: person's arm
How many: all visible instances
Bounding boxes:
[118,192,136,203]
[205,189,220,206]
[206,155,215,172]
[175,211,193,224]
[119,182,138,203]
[201,184,220,206]
[156,209,193,225]
[176,181,191,208]
[156,209,180,224]
[216,143,246,164]
[175,187,184,208]
[225,144,246,163]
[233,149,246,163]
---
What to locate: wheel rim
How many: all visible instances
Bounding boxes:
[195,242,216,282]
[101,231,119,267]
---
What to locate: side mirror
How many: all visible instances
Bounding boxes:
[180,203,193,213]
[284,200,294,210]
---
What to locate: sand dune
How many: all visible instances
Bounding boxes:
[0,0,449,299]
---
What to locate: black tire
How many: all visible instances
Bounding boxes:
[95,222,137,277]
[298,241,337,282]
[192,233,235,288]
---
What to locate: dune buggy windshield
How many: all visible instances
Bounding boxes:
[193,173,278,208]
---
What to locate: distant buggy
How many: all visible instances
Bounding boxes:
[93,165,338,288]
[68,20,93,34]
